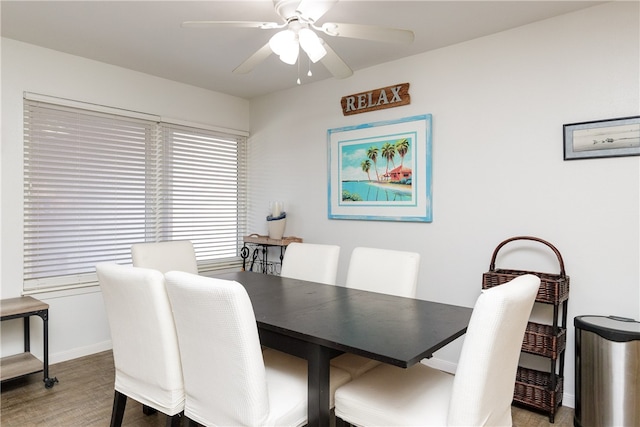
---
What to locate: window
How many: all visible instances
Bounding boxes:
[23,95,247,293]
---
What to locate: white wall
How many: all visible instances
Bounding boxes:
[248,2,640,408]
[0,38,250,361]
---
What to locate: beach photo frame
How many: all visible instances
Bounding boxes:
[563,116,640,160]
[327,114,432,222]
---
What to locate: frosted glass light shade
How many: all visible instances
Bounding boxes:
[269,30,299,65]
[299,28,326,63]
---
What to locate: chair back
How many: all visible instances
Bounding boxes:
[447,274,540,426]
[345,247,420,297]
[96,263,184,415]
[164,271,271,426]
[280,242,341,285]
[131,240,198,274]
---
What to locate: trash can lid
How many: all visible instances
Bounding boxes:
[575,315,640,342]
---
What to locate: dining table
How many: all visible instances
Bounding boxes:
[214,270,473,427]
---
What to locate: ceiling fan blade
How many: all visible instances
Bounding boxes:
[320,22,414,44]
[319,41,353,79]
[233,42,274,74]
[296,0,338,22]
[181,21,282,29]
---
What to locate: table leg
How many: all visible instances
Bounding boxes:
[306,344,331,427]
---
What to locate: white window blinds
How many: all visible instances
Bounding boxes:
[158,123,248,272]
[23,97,247,292]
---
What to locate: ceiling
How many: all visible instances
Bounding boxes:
[1,1,604,99]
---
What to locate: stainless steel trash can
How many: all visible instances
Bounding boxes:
[574,315,640,427]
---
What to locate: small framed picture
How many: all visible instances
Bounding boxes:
[563,116,640,160]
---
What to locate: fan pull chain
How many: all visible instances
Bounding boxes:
[297,58,301,85]
[307,57,313,77]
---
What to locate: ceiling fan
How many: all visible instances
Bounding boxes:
[182,0,415,80]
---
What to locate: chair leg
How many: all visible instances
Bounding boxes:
[167,413,182,427]
[143,404,158,415]
[110,391,127,427]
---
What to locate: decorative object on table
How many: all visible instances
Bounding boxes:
[563,115,640,160]
[327,114,432,223]
[267,201,286,239]
[482,236,570,423]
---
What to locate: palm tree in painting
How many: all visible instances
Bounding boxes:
[366,146,380,181]
[360,159,372,181]
[381,142,396,177]
[395,138,409,168]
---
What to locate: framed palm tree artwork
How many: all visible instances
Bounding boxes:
[327,114,432,222]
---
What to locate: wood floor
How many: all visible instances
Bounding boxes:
[1,350,575,426]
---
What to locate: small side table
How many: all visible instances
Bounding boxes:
[0,296,58,388]
[241,234,302,274]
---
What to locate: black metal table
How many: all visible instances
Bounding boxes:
[240,234,302,274]
[215,271,473,427]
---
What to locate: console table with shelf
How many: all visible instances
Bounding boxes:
[241,235,302,275]
[1,296,58,388]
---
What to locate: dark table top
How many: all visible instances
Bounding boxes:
[215,271,473,367]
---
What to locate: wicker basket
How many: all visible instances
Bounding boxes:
[514,367,563,418]
[522,321,567,359]
[482,236,569,304]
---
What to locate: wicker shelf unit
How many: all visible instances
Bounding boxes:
[482,236,569,423]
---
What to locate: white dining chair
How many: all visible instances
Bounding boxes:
[131,240,198,274]
[96,263,184,427]
[344,247,420,296]
[334,274,540,427]
[330,247,421,379]
[164,271,351,426]
[280,242,341,285]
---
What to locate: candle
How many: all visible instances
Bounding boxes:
[270,201,283,218]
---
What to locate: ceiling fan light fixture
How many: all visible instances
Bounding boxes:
[299,28,326,63]
[279,45,299,65]
[269,29,299,65]
[269,29,296,55]
[184,0,414,79]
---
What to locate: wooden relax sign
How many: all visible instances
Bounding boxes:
[340,83,410,116]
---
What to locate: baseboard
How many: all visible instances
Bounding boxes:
[562,394,575,409]
[49,340,112,364]
[420,356,575,409]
